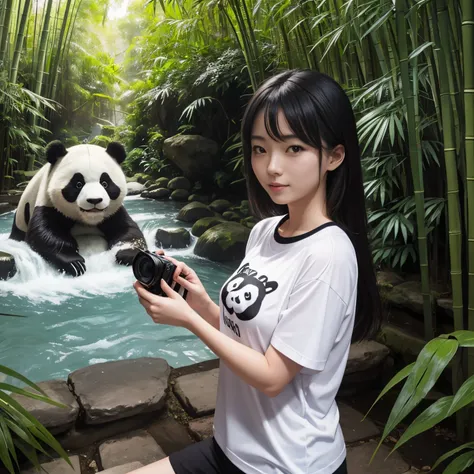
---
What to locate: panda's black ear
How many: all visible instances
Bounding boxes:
[106,142,126,164]
[45,141,68,165]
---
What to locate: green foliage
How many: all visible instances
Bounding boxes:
[89,135,112,147]
[368,331,474,473]
[0,365,71,473]
[122,148,146,176]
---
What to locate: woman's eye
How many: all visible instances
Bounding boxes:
[252,145,265,154]
[288,145,304,153]
[101,181,108,188]
[76,182,83,189]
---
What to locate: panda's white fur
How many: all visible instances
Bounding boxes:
[10,141,147,277]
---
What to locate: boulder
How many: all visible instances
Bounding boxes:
[188,194,210,204]
[194,222,250,262]
[222,211,242,222]
[12,380,79,435]
[384,281,432,315]
[0,251,16,280]
[191,217,225,237]
[376,271,404,288]
[241,216,258,229]
[68,357,170,425]
[168,177,191,191]
[171,189,190,201]
[155,228,191,249]
[163,135,218,181]
[127,182,145,196]
[141,188,171,200]
[177,202,214,223]
[156,177,170,188]
[209,199,232,214]
[146,183,162,192]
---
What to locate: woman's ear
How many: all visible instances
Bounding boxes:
[327,144,345,171]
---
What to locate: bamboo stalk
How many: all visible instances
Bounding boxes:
[461,0,474,440]
[396,0,434,341]
[10,0,31,83]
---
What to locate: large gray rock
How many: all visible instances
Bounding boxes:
[194,222,250,262]
[155,228,191,249]
[188,194,209,204]
[127,182,145,196]
[163,135,218,180]
[0,251,16,280]
[12,380,79,435]
[21,455,80,474]
[177,202,214,223]
[345,341,390,374]
[99,431,166,469]
[168,177,191,191]
[339,403,380,443]
[173,368,219,417]
[141,188,171,200]
[170,189,190,202]
[384,281,427,315]
[68,358,170,425]
[191,217,225,237]
[346,440,410,473]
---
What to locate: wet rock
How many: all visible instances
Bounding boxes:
[177,202,214,223]
[155,228,191,249]
[188,194,210,204]
[127,182,145,196]
[170,189,190,201]
[222,211,242,222]
[194,222,250,262]
[168,176,191,191]
[209,199,232,214]
[141,188,171,200]
[68,358,170,425]
[21,455,81,474]
[0,251,16,280]
[12,379,79,435]
[384,281,432,315]
[191,217,225,237]
[377,271,404,288]
[156,177,170,188]
[188,416,214,441]
[338,403,380,443]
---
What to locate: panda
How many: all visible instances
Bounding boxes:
[9,140,147,277]
[222,263,278,321]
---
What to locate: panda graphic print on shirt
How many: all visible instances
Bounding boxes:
[221,263,278,337]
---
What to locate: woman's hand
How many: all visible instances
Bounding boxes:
[157,252,213,316]
[134,279,196,329]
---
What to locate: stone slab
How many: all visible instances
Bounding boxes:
[147,416,194,455]
[99,430,166,469]
[345,341,390,374]
[57,410,161,451]
[12,379,79,435]
[339,403,380,443]
[347,440,410,474]
[68,357,170,425]
[173,368,219,417]
[21,455,81,474]
[101,462,144,474]
[188,416,214,441]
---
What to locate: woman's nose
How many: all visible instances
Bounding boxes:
[267,154,283,175]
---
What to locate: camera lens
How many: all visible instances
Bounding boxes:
[137,257,154,285]
[133,252,162,286]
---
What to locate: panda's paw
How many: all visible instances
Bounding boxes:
[115,248,139,266]
[57,256,86,277]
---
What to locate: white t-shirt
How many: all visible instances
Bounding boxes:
[213,215,358,474]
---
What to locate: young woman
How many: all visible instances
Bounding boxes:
[131,69,381,474]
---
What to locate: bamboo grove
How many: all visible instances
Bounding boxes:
[0,0,473,439]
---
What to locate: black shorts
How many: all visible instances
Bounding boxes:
[169,437,348,474]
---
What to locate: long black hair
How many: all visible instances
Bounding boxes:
[241,69,381,342]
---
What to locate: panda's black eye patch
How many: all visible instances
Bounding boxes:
[62,173,85,203]
[100,173,120,200]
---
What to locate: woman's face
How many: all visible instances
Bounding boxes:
[250,109,333,210]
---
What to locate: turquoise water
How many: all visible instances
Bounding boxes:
[0,196,236,384]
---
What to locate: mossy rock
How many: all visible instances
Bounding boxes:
[191,217,225,237]
[0,252,16,280]
[146,183,162,192]
[222,211,242,222]
[241,200,250,210]
[177,202,214,223]
[141,188,171,200]
[155,228,191,249]
[156,177,170,188]
[168,177,191,191]
[194,223,250,262]
[240,216,258,229]
[126,176,138,183]
[144,180,155,188]
[171,189,190,202]
[188,194,210,204]
[209,199,232,214]
[135,173,152,184]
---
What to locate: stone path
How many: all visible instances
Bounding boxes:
[13,343,430,474]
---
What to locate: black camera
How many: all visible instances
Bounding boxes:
[132,250,187,299]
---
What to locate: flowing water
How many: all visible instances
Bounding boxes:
[0,196,237,384]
